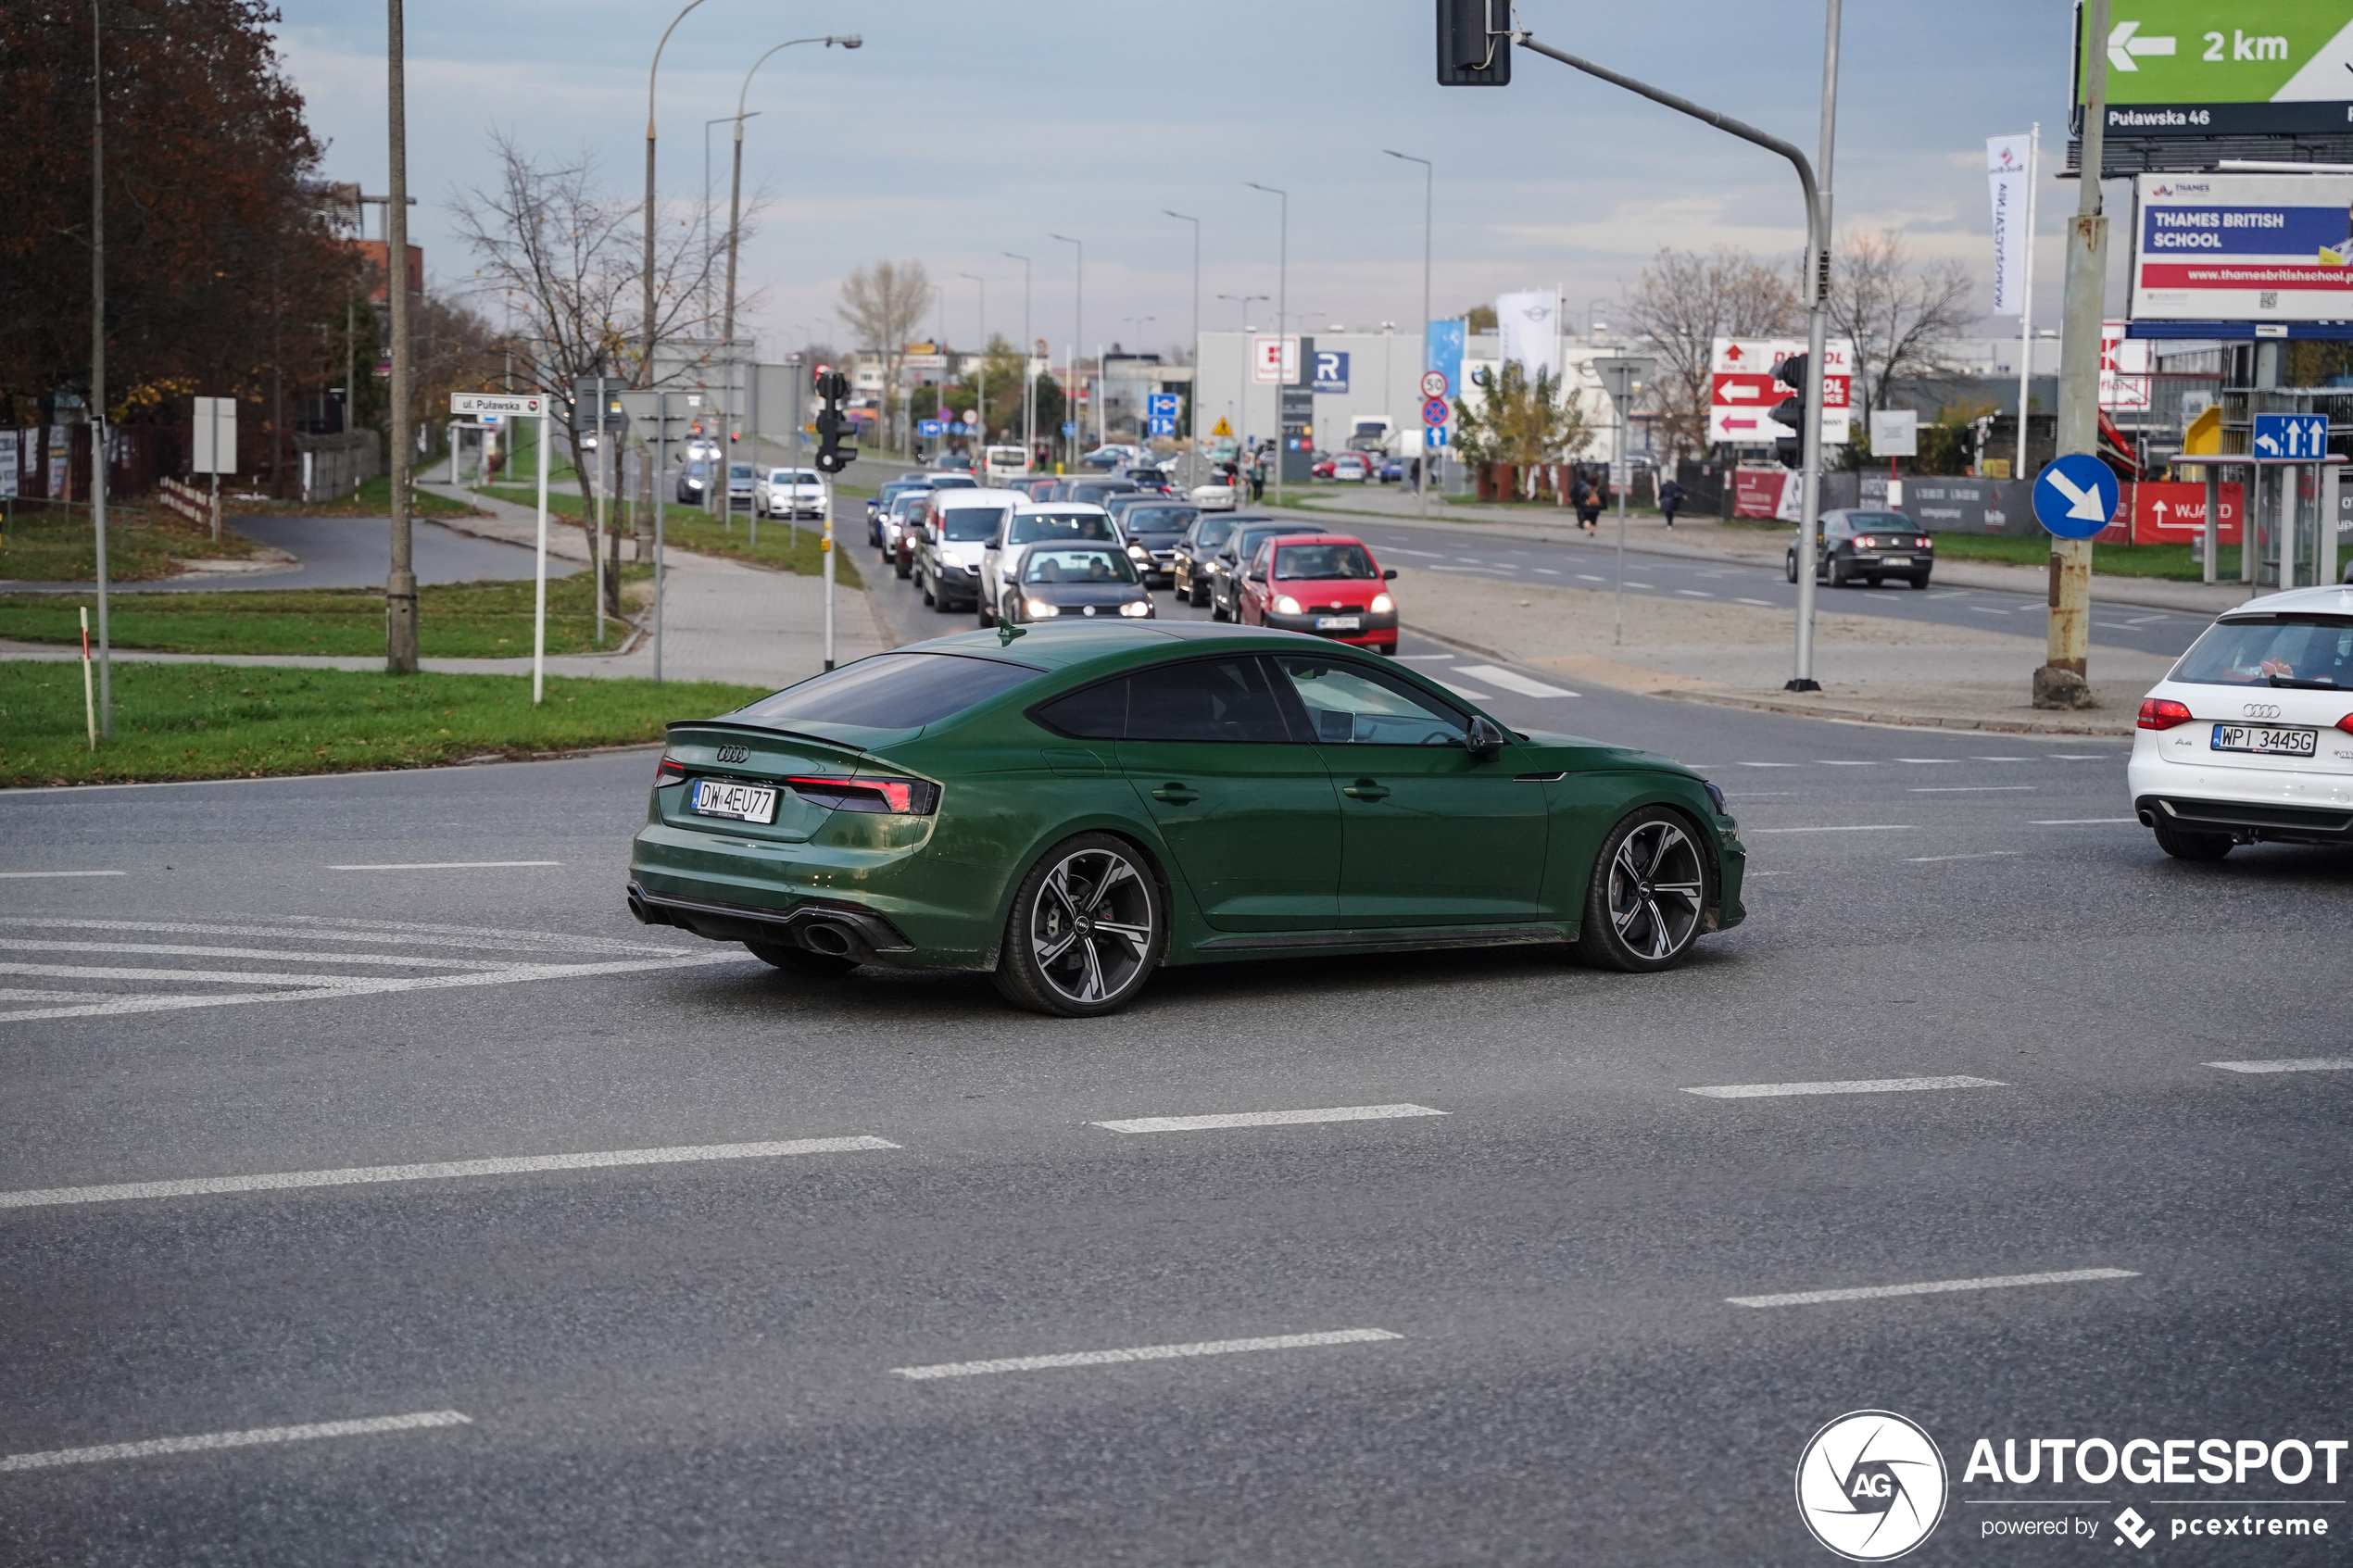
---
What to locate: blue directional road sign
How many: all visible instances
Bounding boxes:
[1062,421,1077,437]
[917,419,944,438]
[1147,417,1176,437]
[1428,425,1448,447]
[2254,412,2330,460]
[1147,393,1179,420]
[2032,453,2120,540]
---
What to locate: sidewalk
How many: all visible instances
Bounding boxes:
[1393,568,2158,737]
[1274,487,2254,617]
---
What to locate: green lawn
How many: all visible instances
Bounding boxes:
[0,661,768,786]
[480,485,861,587]
[0,502,262,583]
[0,568,649,658]
[296,473,480,518]
[1924,533,2235,581]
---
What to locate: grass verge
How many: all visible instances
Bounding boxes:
[0,661,767,786]
[0,569,651,658]
[290,473,481,518]
[0,502,261,583]
[479,485,862,586]
[1922,533,2235,581]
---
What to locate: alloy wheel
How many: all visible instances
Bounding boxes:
[1026,846,1156,1008]
[1603,820,1705,962]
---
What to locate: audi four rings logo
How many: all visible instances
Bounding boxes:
[715,745,749,764]
[1796,1411,1948,1561]
[2243,703,2283,720]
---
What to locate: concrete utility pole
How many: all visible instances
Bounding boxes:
[1051,233,1082,461]
[1163,211,1200,483]
[2040,0,2109,709]
[962,273,986,443]
[384,0,418,674]
[89,0,111,735]
[645,0,711,383]
[1246,182,1288,506]
[1004,253,1034,460]
[1384,149,1433,517]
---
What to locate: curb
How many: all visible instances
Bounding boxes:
[1658,687,2136,737]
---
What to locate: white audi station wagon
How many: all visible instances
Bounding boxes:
[2130,583,2353,859]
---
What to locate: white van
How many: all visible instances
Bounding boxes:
[982,445,1032,486]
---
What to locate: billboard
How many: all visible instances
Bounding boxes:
[2129,171,2353,320]
[2078,2,2353,138]
[1708,337,1855,445]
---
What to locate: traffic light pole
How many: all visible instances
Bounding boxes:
[1511,19,1838,689]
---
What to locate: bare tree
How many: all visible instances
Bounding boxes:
[837,258,931,455]
[452,132,736,584]
[1828,230,1974,416]
[1618,249,1801,464]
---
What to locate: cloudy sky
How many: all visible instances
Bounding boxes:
[281,0,2093,358]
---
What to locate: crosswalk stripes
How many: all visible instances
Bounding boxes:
[0,915,737,1025]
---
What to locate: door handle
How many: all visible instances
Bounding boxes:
[1151,784,1200,804]
[1341,781,1390,801]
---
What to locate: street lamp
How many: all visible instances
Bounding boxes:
[1118,318,1153,448]
[1244,181,1288,503]
[1219,291,1267,489]
[1586,297,1613,340]
[644,0,714,383]
[1384,148,1433,514]
[1003,251,1033,459]
[703,114,749,328]
[1050,232,1082,460]
[1164,209,1201,483]
[961,272,986,444]
[725,35,858,344]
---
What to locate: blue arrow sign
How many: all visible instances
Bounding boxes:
[2254,412,2329,460]
[1147,417,1176,437]
[2032,453,2120,540]
[916,420,944,438]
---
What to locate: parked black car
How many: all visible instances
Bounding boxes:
[1207,518,1320,621]
[1171,511,1244,606]
[1785,508,1936,589]
[1110,499,1200,587]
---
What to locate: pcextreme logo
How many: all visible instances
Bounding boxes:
[1797,1411,1950,1562]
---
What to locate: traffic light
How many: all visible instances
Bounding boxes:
[812,368,857,474]
[1436,0,1511,85]
[1771,354,1809,470]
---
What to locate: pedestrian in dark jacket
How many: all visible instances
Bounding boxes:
[1573,469,1601,534]
[1658,477,1686,530]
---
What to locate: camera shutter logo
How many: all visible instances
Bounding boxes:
[1794,1411,1947,1562]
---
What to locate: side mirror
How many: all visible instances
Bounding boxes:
[1382,567,1398,580]
[1465,714,1506,763]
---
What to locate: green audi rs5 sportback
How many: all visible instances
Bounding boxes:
[627,623,1745,1016]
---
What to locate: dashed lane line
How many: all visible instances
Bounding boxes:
[0,870,125,880]
[0,916,690,958]
[1747,824,1914,834]
[0,1135,898,1210]
[2032,818,2138,826]
[1092,1104,1447,1135]
[1683,1076,2006,1099]
[1455,664,1578,698]
[1906,851,2021,863]
[0,940,521,971]
[1727,1268,2138,1309]
[329,860,563,872]
[2206,1059,2353,1074]
[1908,785,2037,793]
[890,1329,1403,1381]
[0,1411,472,1473]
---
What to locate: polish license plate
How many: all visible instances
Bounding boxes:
[688,778,779,823]
[1878,555,1911,566]
[1315,615,1362,631]
[2210,723,2317,757]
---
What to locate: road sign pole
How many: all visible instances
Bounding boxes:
[2042,0,2110,710]
[823,505,836,671]
[533,405,551,705]
[595,394,607,647]
[655,391,666,684]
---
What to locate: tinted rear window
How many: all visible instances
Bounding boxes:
[1034,657,1291,743]
[937,505,1010,541]
[2171,616,2353,688]
[1127,507,1198,534]
[738,653,1040,731]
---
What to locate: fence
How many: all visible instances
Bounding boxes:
[294,432,382,501]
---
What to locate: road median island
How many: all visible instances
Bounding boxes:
[0,661,767,786]
[473,485,862,587]
[1392,567,2154,736]
[0,502,268,583]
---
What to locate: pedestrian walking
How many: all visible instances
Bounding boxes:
[1658,475,1686,531]
[1572,467,1601,535]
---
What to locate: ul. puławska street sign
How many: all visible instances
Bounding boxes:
[2080,3,2353,137]
[451,392,550,418]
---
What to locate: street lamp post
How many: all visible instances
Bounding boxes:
[643,0,713,384]
[1118,318,1153,449]
[1219,292,1267,494]
[1050,233,1082,464]
[961,272,986,446]
[702,115,743,328]
[1163,210,1201,485]
[1383,149,1432,517]
[1003,252,1033,461]
[1244,182,1287,505]
[1586,298,1614,340]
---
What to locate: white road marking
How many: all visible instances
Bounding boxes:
[1577,573,1605,582]
[1906,851,2020,863]
[1893,758,1960,765]
[1453,556,1484,563]
[2050,754,2109,761]
[0,1135,897,1210]
[1676,589,1716,598]
[1533,566,1561,575]
[1727,1268,2138,1309]
[2206,1059,2353,1074]
[1817,759,1878,767]
[1736,596,1775,606]
[1684,1076,2006,1099]
[1748,824,1914,834]
[1969,606,2017,616]
[1733,761,1800,769]
[328,860,563,872]
[0,950,743,1024]
[0,1411,472,1472]
[1908,785,2036,793]
[1433,681,1496,701]
[1455,664,1577,698]
[0,988,120,1002]
[1394,654,1455,661]
[1092,1104,1447,1135]
[0,940,516,971]
[0,915,688,958]
[1382,546,1441,558]
[1972,756,2032,762]
[890,1328,1403,1381]
[1624,581,1656,589]
[0,870,125,880]
[2032,818,2137,825]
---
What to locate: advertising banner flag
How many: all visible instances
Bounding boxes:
[1495,292,1560,379]
[2130,171,2353,320]
[1426,320,1466,395]
[1987,134,2032,315]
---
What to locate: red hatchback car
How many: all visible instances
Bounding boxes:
[1237,533,1400,654]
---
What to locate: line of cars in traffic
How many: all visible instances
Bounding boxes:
[862,466,1402,654]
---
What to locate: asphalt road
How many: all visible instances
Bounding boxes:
[3,565,2347,1563]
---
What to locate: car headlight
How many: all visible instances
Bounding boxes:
[1118,598,1152,617]
[1024,597,1061,618]
[1274,595,1303,615]
[1127,544,1150,561]
[1370,593,1394,614]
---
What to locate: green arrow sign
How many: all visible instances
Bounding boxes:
[2079,2,2353,136]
